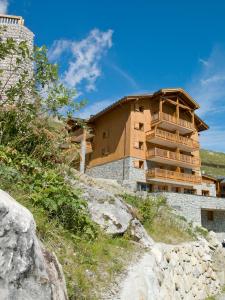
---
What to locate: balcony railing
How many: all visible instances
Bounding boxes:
[146,168,202,184]
[146,128,199,149]
[70,128,95,142]
[146,147,200,167]
[152,112,194,130]
[0,15,24,25]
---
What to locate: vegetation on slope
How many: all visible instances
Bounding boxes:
[121,194,202,244]
[201,149,225,177]
[0,145,139,299]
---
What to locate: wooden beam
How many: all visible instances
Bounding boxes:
[159,97,163,118]
[162,97,192,111]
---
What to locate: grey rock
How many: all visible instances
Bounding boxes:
[0,189,67,300]
[129,219,154,248]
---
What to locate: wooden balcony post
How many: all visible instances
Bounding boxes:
[176,104,179,121]
[191,111,194,126]
[159,97,163,119]
[80,128,86,174]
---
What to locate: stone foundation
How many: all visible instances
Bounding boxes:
[152,192,225,240]
[86,157,146,190]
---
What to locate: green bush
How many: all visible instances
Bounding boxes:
[122,193,166,225]
[0,146,98,240]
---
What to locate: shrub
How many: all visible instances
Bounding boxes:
[0,146,98,240]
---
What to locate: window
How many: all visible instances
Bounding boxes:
[137,182,152,192]
[134,160,144,169]
[207,211,214,221]
[202,190,210,196]
[139,160,144,168]
[135,104,144,112]
[139,141,144,150]
[134,122,144,131]
[139,123,144,130]
[134,141,144,150]
[102,130,109,139]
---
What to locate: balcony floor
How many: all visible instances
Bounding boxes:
[146,177,195,187]
[147,156,198,169]
[158,120,193,134]
[147,135,195,152]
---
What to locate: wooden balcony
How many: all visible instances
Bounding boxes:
[146,128,199,151]
[146,168,202,184]
[70,128,95,142]
[146,147,200,168]
[85,141,93,154]
[151,112,194,134]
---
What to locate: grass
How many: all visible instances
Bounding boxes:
[121,194,195,244]
[146,212,194,244]
[201,149,225,177]
[11,189,139,300]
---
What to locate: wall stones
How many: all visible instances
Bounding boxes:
[0,20,34,101]
[151,192,225,240]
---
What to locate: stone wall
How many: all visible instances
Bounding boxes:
[151,192,225,240]
[86,156,146,190]
[0,22,34,101]
[116,233,225,300]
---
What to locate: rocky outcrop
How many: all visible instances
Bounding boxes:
[0,189,67,300]
[112,232,225,300]
[70,175,153,248]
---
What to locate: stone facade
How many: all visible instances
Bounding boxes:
[86,156,147,190]
[86,156,217,196]
[151,192,225,240]
[0,16,34,102]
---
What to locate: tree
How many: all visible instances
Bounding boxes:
[0,26,84,163]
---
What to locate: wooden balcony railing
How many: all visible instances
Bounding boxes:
[146,128,199,149]
[152,112,194,130]
[146,168,202,184]
[70,128,95,142]
[146,147,200,167]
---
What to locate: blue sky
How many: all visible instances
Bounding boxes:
[1,0,225,152]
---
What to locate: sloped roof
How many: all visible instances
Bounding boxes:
[88,88,208,131]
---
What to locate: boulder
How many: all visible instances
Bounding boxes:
[0,189,67,300]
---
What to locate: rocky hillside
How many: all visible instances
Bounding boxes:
[2,146,225,299]
[201,149,225,177]
[3,169,225,300]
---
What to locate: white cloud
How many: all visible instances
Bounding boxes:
[0,0,8,14]
[77,99,114,119]
[49,29,113,92]
[187,47,225,116]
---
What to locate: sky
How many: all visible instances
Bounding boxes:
[1,0,225,152]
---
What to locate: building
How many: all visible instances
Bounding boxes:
[70,88,215,195]
[0,14,34,101]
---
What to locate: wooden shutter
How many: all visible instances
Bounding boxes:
[134,141,139,149]
[134,122,139,129]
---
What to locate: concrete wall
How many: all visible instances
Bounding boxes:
[151,192,225,240]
